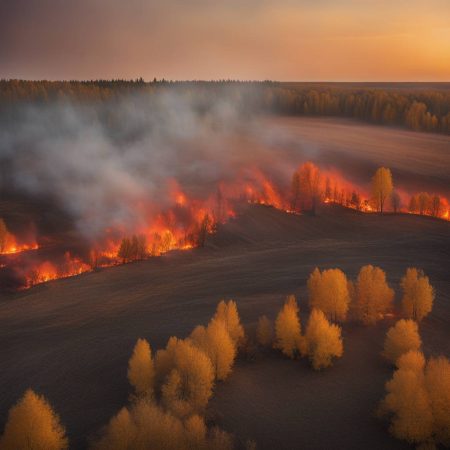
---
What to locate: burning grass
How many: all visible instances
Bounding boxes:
[1,163,449,290]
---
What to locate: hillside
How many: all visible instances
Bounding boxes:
[0,204,449,449]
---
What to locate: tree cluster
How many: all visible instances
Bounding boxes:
[0,300,244,450]
[272,295,344,370]
[307,265,394,325]
[408,192,444,218]
[306,265,434,326]
[117,234,148,263]
[95,400,233,450]
[379,351,450,448]
[97,300,244,448]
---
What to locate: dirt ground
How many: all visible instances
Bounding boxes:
[0,203,449,449]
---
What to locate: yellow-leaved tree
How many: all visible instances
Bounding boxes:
[425,356,450,446]
[127,338,155,397]
[0,218,8,253]
[379,351,450,448]
[380,351,433,445]
[274,295,302,359]
[0,389,68,450]
[298,162,321,214]
[213,300,245,347]
[400,268,434,322]
[189,317,236,381]
[302,308,343,370]
[307,267,350,322]
[371,167,393,213]
[93,399,234,450]
[155,337,214,417]
[353,265,394,325]
[382,319,422,364]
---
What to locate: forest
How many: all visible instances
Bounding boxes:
[1,79,450,134]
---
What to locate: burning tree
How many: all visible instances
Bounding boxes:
[197,214,212,248]
[391,190,401,213]
[371,167,393,213]
[430,195,441,217]
[290,171,301,211]
[118,234,148,263]
[294,162,321,214]
[0,218,8,253]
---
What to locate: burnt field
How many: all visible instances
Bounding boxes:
[0,203,449,449]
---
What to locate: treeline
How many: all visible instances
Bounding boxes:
[266,84,450,133]
[1,80,450,134]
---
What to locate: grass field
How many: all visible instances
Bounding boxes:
[0,203,449,449]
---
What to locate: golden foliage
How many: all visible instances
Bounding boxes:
[0,389,68,450]
[93,399,231,450]
[127,338,155,397]
[256,315,274,347]
[274,295,302,359]
[425,357,450,446]
[401,268,434,322]
[396,350,426,372]
[92,407,136,450]
[382,363,433,444]
[307,267,350,322]
[303,309,343,370]
[379,352,450,447]
[184,415,207,448]
[371,167,393,213]
[189,318,236,381]
[383,320,422,364]
[353,265,394,325]
[155,338,214,417]
[213,300,245,347]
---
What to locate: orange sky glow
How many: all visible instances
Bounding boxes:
[0,0,449,81]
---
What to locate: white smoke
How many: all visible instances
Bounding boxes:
[0,90,308,240]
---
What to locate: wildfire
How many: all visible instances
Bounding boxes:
[0,234,38,255]
[25,253,91,288]
[2,163,449,290]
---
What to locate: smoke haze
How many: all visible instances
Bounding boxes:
[0,92,299,240]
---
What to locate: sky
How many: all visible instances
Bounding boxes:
[1,0,449,81]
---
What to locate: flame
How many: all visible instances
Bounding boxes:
[3,164,450,290]
[0,232,38,255]
[24,252,92,288]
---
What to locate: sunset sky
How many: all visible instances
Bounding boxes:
[1,0,449,81]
